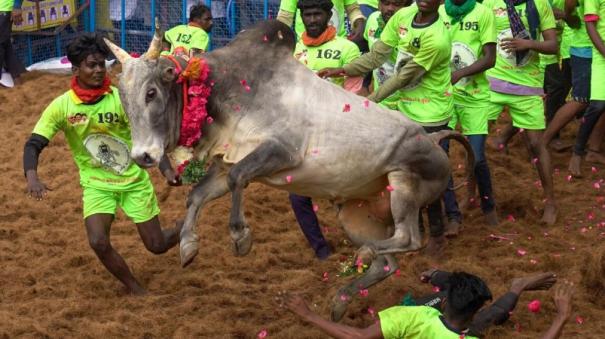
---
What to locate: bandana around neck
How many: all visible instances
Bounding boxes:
[302,25,337,47]
[70,76,112,103]
[445,0,477,24]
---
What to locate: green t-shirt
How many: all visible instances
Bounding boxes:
[379,306,479,339]
[0,0,16,12]
[294,36,361,87]
[32,87,150,191]
[540,0,568,65]
[484,0,557,88]
[380,5,454,124]
[364,11,398,90]
[439,3,496,104]
[572,0,593,48]
[584,0,605,60]
[560,24,573,58]
[280,0,357,38]
[164,24,210,54]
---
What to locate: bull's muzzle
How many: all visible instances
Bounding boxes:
[132,152,159,168]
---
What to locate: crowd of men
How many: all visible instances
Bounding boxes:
[9,0,599,336]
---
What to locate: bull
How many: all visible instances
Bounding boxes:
[104,20,473,320]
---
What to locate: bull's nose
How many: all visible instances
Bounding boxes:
[134,152,157,168]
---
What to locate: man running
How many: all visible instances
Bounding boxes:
[23,34,181,295]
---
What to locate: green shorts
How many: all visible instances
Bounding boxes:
[448,102,489,135]
[82,180,160,223]
[485,91,545,130]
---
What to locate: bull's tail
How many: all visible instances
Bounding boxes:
[428,130,475,190]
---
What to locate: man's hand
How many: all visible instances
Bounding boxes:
[451,70,464,85]
[26,178,50,201]
[277,291,312,318]
[317,67,346,79]
[350,18,366,41]
[162,168,182,186]
[420,268,438,283]
[553,280,575,320]
[500,37,533,53]
[11,9,23,25]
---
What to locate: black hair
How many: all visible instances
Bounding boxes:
[445,272,493,320]
[66,33,110,67]
[190,4,211,21]
[297,0,333,14]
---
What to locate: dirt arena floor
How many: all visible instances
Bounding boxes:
[1,71,605,338]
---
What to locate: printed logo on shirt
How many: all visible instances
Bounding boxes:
[375,61,396,86]
[451,42,477,87]
[494,7,507,17]
[83,134,131,175]
[399,26,409,38]
[68,113,88,125]
[497,29,533,67]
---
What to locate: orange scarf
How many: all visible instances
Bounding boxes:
[71,76,112,103]
[302,25,337,47]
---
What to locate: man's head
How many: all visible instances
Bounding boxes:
[298,0,333,38]
[416,0,441,14]
[190,4,213,32]
[444,272,493,324]
[66,33,110,89]
[379,0,410,23]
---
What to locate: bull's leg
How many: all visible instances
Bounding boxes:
[227,140,301,256]
[180,161,230,267]
[356,171,423,263]
[330,254,398,321]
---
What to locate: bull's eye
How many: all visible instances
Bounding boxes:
[145,88,157,103]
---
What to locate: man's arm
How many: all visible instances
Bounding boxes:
[452,43,496,84]
[367,60,426,103]
[586,19,605,57]
[23,134,51,200]
[541,280,575,339]
[500,28,559,55]
[564,0,581,28]
[282,293,383,339]
[317,40,393,78]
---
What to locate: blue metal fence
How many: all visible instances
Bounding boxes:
[14,0,281,66]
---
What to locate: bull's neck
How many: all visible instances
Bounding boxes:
[166,79,184,152]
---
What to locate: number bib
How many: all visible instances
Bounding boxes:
[84,134,132,175]
[451,42,477,87]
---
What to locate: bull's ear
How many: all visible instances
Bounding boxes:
[162,66,177,82]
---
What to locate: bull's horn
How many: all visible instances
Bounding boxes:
[103,38,132,64]
[144,17,163,60]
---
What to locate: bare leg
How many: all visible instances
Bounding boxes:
[543,101,587,151]
[522,130,557,225]
[136,216,182,254]
[85,213,146,295]
[489,122,518,152]
[586,114,605,164]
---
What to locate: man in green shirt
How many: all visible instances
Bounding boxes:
[439,0,499,232]
[163,4,213,56]
[483,0,559,225]
[319,0,453,257]
[290,0,361,259]
[0,0,25,86]
[23,34,182,295]
[277,0,366,42]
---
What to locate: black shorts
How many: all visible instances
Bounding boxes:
[571,55,592,103]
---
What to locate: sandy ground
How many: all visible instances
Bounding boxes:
[1,71,604,338]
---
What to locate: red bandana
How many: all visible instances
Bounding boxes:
[70,76,112,103]
[302,25,337,47]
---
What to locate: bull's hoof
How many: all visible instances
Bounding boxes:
[355,244,377,265]
[330,294,351,321]
[232,227,252,256]
[180,233,200,268]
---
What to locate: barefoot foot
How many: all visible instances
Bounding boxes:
[423,235,446,259]
[541,202,558,225]
[568,154,583,178]
[510,272,557,295]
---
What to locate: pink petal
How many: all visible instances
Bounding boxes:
[588,211,595,220]
[322,271,329,282]
[531,157,538,165]
[240,79,248,86]
[566,175,573,182]
[285,175,292,183]
[395,269,401,277]
[257,329,268,339]
[594,182,601,190]
[343,103,351,112]
[367,307,376,318]
[527,299,541,313]
[359,289,369,297]
[383,265,390,272]
[386,185,394,192]
[313,204,319,212]
[519,128,525,133]
[340,294,349,301]
[363,99,370,108]
[311,149,319,155]
[592,166,598,173]
[517,249,527,256]
[206,116,214,124]
[498,143,505,150]
[432,286,440,292]
[530,259,538,264]
[507,214,516,222]
[576,315,584,324]
[244,85,251,92]
[262,35,268,42]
